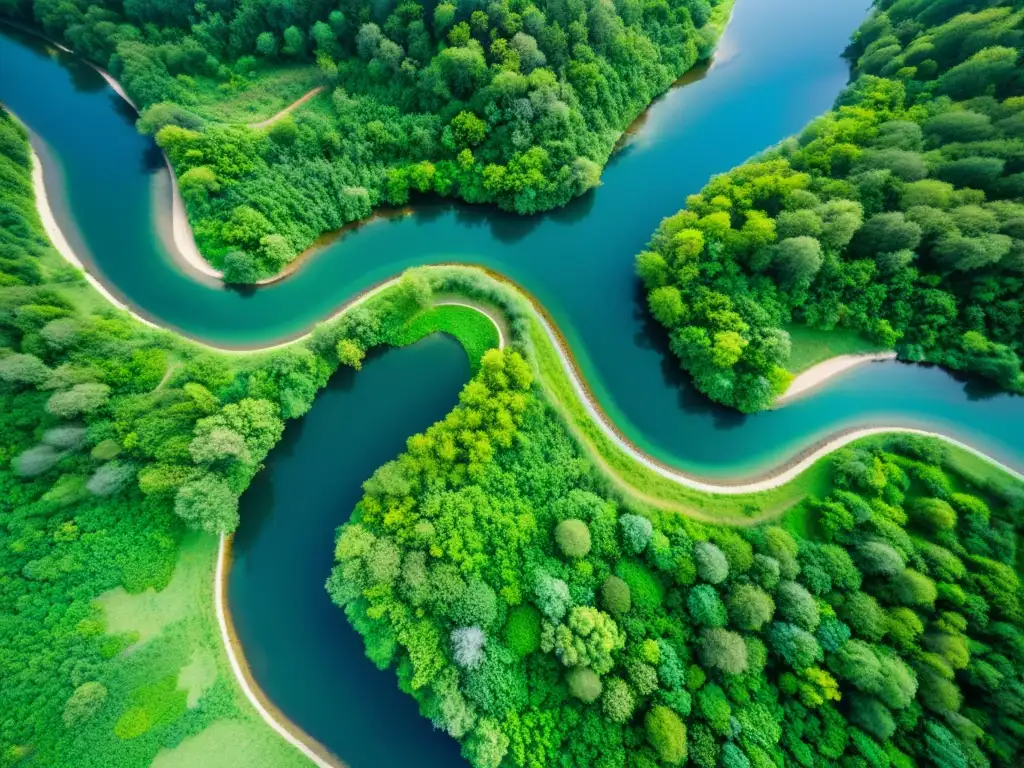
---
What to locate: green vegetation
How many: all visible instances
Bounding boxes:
[786,325,888,375]
[182,63,326,124]
[329,342,1024,768]
[392,303,501,372]
[3,0,735,280]
[0,107,503,765]
[6,3,1024,768]
[637,0,1024,412]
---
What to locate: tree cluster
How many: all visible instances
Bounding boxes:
[637,0,1024,411]
[4,0,732,280]
[328,326,1024,768]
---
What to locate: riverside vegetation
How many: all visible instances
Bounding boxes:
[637,0,1024,412]
[329,343,1024,768]
[0,106,508,765]
[5,2,1024,768]
[1,0,733,281]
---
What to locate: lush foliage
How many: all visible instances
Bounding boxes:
[0,106,501,764]
[3,0,733,279]
[637,0,1024,411]
[0,108,332,766]
[329,333,1024,768]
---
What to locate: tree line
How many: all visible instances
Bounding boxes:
[2,0,731,281]
[636,0,1024,412]
[329,342,1024,768]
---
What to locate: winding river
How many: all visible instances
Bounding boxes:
[3,0,1024,763]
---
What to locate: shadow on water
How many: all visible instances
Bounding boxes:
[232,362,362,549]
[630,281,750,429]
[141,142,165,174]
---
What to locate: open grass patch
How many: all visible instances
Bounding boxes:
[177,648,218,708]
[97,532,213,645]
[391,304,500,373]
[151,719,311,768]
[184,64,325,124]
[786,324,888,374]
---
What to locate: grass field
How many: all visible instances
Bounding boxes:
[528,318,833,522]
[93,533,310,768]
[392,304,501,373]
[184,64,325,124]
[786,324,888,374]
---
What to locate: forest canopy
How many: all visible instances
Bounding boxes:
[636,0,1024,412]
[329,342,1024,768]
[2,0,733,280]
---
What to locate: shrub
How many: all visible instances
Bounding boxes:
[602,678,635,723]
[728,584,775,631]
[616,561,664,613]
[601,575,632,615]
[698,628,748,675]
[555,518,591,558]
[62,682,107,728]
[645,705,687,764]
[620,514,654,554]
[694,541,729,584]
[505,605,541,658]
[688,585,727,628]
[452,627,486,670]
[567,667,603,703]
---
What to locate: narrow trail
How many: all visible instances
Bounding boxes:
[247,86,326,129]
[24,132,1024,491]
[153,362,180,391]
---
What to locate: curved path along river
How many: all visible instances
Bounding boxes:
[3,1,1024,483]
[3,0,1024,765]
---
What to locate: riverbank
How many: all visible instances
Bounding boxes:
[215,536,345,768]
[777,351,899,405]
[23,144,1024,491]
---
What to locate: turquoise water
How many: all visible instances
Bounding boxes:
[3,1,1024,763]
[7,0,1024,481]
[227,337,471,768]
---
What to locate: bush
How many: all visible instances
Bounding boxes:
[555,518,592,558]
[645,705,687,764]
[699,628,749,675]
[602,678,635,723]
[601,575,632,615]
[62,682,108,728]
[505,605,541,658]
[567,667,603,703]
[620,514,654,554]
[694,541,729,584]
[616,561,664,614]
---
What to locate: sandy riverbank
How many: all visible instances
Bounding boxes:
[215,536,345,768]
[777,351,899,405]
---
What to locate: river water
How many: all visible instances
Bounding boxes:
[2,0,1024,763]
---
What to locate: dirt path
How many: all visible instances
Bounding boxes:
[153,362,180,391]
[247,86,326,129]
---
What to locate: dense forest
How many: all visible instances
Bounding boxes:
[1,0,731,280]
[0,105,471,764]
[329,343,1024,768]
[637,0,1024,412]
